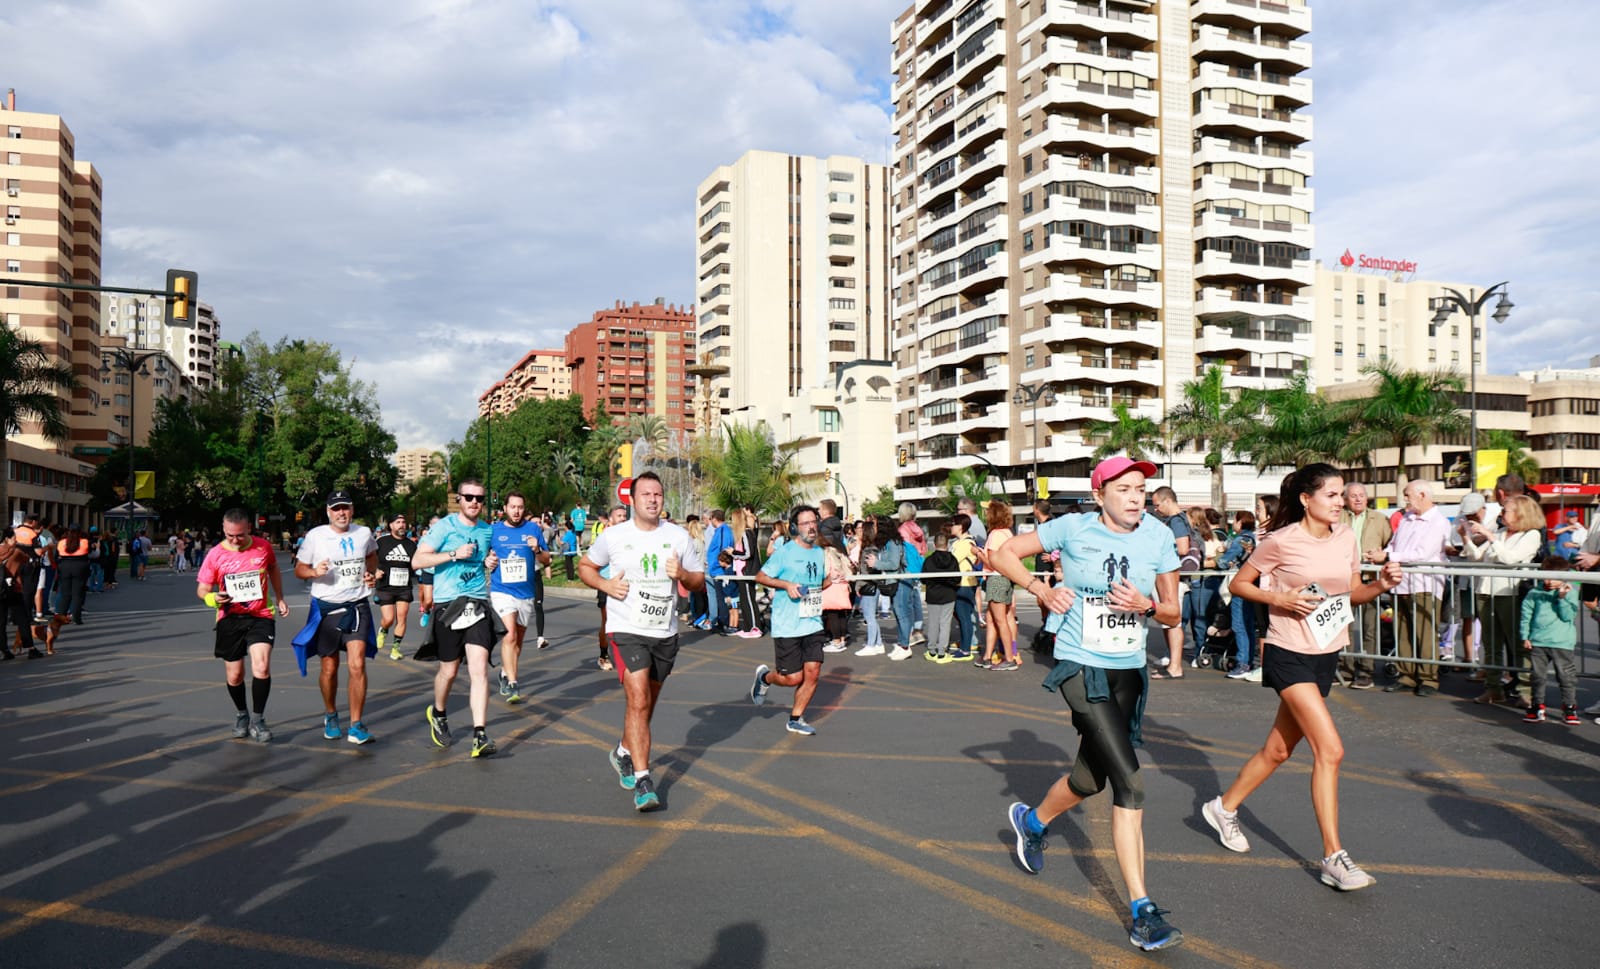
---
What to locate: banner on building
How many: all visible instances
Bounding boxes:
[1475,450,1508,491]
[1441,451,1471,490]
[134,472,156,500]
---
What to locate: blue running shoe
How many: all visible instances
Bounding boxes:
[610,747,637,790]
[323,713,342,740]
[498,670,511,697]
[785,717,817,736]
[1129,902,1184,952]
[633,775,660,811]
[750,664,770,705]
[1009,802,1046,874]
[347,721,373,745]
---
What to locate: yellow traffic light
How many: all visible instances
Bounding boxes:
[823,468,832,482]
[165,269,198,324]
[897,447,908,468]
[614,442,633,479]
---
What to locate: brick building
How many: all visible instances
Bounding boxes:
[564,300,696,432]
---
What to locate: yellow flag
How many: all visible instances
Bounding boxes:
[1474,450,1507,491]
[1036,476,1050,500]
[134,471,156,499]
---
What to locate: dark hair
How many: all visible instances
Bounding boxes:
[1235,510,1257,531]
[1273,463,1342,531]
[1495,472,1526,496]
[1542,555,1570,572]
[787,504,818,530]
[950,512,971,533]
[1152,486,1177,504]
[223,508,251,526]
[634,471,663,490]
[504,490,525,503]
[1256,494,1279,530]
[458,477,483,491]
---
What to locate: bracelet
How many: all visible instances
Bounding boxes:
[203,593,218,608]
[1027,579,1042,595]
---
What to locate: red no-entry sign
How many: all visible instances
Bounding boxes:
[617,477,634,506]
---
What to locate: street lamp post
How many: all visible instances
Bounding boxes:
[1430,282,1513,490]
[100,344,168,540]
[1011,382,1056,502]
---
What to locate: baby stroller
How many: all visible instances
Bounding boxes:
[1193,618,1235,669]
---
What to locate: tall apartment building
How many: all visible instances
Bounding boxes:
[888,0,1312,507]
[478,348,572,416]
[103,295,222,391]
[3,91,107,526]
[97,333,193,448]
[395,446,446,484]
[564,300,696,433]
[694,151,892,424]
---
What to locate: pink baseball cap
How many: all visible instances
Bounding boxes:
[1090,456,1157,490]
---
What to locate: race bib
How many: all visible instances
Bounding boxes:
[450,600,487,630]
[798,590,823,619]
[500,554,528,584]
[633,580,674,630]
[386,566,410,587]
[1305,594,1353,650]
[1081,596,1146,656]
[223,570,264,603]
[333,558,365,590]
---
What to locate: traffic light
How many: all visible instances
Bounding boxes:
[823,468,832,483]
[165,269,198,325]
[613,442,633,479]
[897,447,908,468]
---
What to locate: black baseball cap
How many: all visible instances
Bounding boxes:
[326,490,355,507]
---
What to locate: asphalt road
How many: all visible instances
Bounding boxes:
[2,564,1598,969]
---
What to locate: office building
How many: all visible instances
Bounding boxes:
[888,0,1312,507]
[564,300,696,433]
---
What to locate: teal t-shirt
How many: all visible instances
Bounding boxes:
[1038,512,1180,669]
[759,540,826,639]
[421,514,493,603]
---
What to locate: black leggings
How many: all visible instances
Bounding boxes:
[823,609,850,641]
[1059,667,1147,809]
[57,559,90,623]
[534,596,545,638]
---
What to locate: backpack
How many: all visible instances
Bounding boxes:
[902,538,925,575]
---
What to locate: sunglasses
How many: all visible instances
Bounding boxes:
[458,493,486,503]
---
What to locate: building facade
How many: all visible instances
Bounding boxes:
[888,0,1312,508]
[394,446,446,484]
[564,300,696,433]
[1309,260,1481,386]
[103,295,222,392]
[96,334,193,448]
[478,348,571,416]
[693,151,893,451]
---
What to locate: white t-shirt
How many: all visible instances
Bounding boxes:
[296,524,377,603]
[584,519,703,639]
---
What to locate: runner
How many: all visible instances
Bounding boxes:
[490,491,552,705]
[196,509,290,742]
[1198,463,1402,892]
[292,490,380,745]
[417,514,439,635]
[988,456,1185,952]
[592,506,628,671]
[579,473,704,811]
[413,479,501,758]
[750,504,830,735]
[374,513,417,661]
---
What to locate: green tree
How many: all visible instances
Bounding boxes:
[1083,401,1164,461]
[861,485,898,517]
[937,467,993,514]
[1235,374,1345,472]
[0,325,78,516]
[1479,428,1541,484]
[1164,365,1256,509]
[450,394,592,508]
[700,421,807,519]
[1336,361,1469,505]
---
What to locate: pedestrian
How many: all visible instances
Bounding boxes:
[1383,481,1451,696]
[1521,556,1581,724]
[819,530,854,654]
[54,525,92,625]
[851,517,887,657]
[990,456,1185,952]
[1461,493,1544,706]
[949,513,981,660]
[196,509,290,742]
[1218,512,1260,679]
[897,502,928,646]
[1150,487,1194,678]
[1199,464,1402,893]
[705,508,735,636]
[1338,483,1391,689]
[590,506,629,671]
[920,529,959,662]
[1,528,44,659]
[978,500,1018,670]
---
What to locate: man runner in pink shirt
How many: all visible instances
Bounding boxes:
[197,509,290,742]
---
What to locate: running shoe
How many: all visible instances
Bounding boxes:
[1242,666,1263,682]
[1201,796,1249,852]
[822,640,848,653]
[1129,902,1184,951]
[1584,699,1600,716]
[785,717,817,736]
[924,649,944,662]
[1350,673,1375,690]
[498,670,511,697]
[987,659,1020,671]
[1008,802,1046,874]
[347,721,374,745]
[505,681,523,705]
[633,775,661,811]
[1319,850,1376,891]
[887,646,914,661]
[598,656,614,672]
[389,644,404,661]
[233,711,250,739]
[426,705,451,748]
[855,644,885,657]
[323,713,342,740]
[909,630,927,647]
[471,733,498,758]
[750,664,770,705]
[248,717,273,743]
[609,747,637,790]
[947,646,971,660]
[734,628,762,639]
[376,630,387,653]
[1225,664,1252,680]
[537,636,551,649]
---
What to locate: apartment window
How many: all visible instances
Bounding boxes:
[5,259,19,273]
[1023,267,1035,290]
[1023,230,1034,252]
[828,297,856,310]
[1023,154,1034,174]
[4,232,17,246]
[826,441,841,463]
[1025,347,1035,368]
[1022,191,1033,213]
[6,127,21,139]
[819,409,841,432]
[1355,293,1365,305]
[1378,292,1387,307]
[5,153,18,166]
[829,171,855,182]
[1333,342,1343,356]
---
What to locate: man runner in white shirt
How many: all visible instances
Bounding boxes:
[579,472,705,811]
[293,491,380,744]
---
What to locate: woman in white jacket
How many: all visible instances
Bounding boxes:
[1461,494,1544,706]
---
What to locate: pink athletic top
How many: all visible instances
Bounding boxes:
[198,538,279,619]
[1248,521,1360,655]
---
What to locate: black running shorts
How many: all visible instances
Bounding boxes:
[773,631,827,675]
[311,601,373,659]
[1261,643,1338,697]
[215,614,275,662]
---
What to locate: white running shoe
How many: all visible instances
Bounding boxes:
[1319,850,1376,891]
[1242,667,1263,682]
[1583,700,1600,716]
[1201,796,1249,852]
[854,644,885,657]
[887,646,914,661]
[823,640,848,653]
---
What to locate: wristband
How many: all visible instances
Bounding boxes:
[204,593,218,608]
[1027,579,1042,596]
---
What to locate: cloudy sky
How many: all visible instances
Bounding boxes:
[7,0,1596,450]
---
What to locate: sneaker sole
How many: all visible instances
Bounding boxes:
[634,794,661,812]
[1130,930,1185,952]
[1202,802,1249,853]
[348,733,374,745]
[472,745,497,758]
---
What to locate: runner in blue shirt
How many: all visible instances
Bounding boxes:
[750,505,830,736]
[987,456,1185,952]
[489,491,552,705]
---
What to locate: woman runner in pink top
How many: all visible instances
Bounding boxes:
[1198,464,1401,891]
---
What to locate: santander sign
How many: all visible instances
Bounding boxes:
[1340,248,1417,274]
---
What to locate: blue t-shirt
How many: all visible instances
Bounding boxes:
[421,514,493,603]
[759,540,826,639]
[1038,512,1180,669]
[490,520,547,598]
[561,527,579,556]
[570,508,588,533]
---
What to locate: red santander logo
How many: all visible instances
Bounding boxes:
[1340,249,1417,274]
[1339,248,1355,268]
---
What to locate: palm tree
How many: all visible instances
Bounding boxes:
[0,326,79,515]
[699,421,807,518]
[1235,373,1345,472]
[937,466,993,514]
[1336,361,1468,505]
[1478,428,1541,484]
[622,414,671,457]
[1083,401,1165,461]
[1163,365,1256,509]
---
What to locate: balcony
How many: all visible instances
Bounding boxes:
[1194,321,1312,358]
[1032,311,1161,349]
[1190,0,1311,36]
[1193,62,1312,108]
[1192,137,1313,177]
[1193,210,1312,248]
[1192,173,1313,210]
[1193,98,1313,142]
[1194,249,1313,285]
[1021,111,1160,163]
[1031,75,1159,122]
[1193,287,1312,321]
[1029,0,1158,44]
[1192,24,1312,71]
